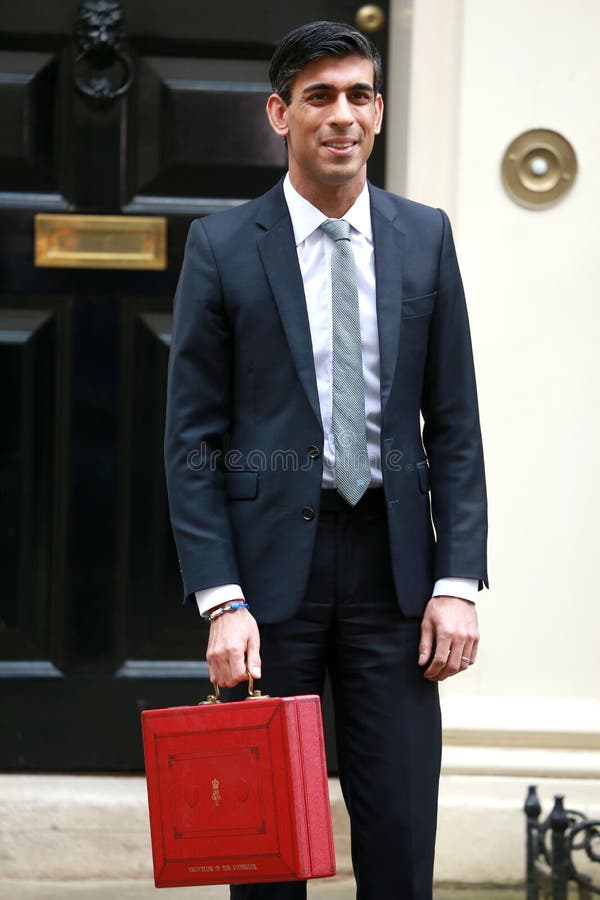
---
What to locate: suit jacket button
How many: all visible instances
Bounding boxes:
[307,445,321,460]
[302,506,315,521]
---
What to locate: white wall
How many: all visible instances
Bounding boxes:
[387,0,600,881]
[390,0,600,709]
[454,0,600,701]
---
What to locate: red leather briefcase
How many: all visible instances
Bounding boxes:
[141,682,336,888]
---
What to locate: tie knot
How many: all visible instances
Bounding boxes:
[320,218,351,242]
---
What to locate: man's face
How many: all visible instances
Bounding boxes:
[267,55,383,200]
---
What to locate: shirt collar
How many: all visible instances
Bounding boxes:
[283,173,373,245]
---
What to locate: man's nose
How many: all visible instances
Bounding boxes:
[329,95,355,126]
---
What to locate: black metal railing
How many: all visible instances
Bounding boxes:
[525,785,600,899]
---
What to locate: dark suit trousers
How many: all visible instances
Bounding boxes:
[227,490,442,900]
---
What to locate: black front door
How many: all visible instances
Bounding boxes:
[0,0,389,770]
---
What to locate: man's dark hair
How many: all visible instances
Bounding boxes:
[269,20,383,105]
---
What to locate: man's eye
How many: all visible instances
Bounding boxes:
[351,92,371,102]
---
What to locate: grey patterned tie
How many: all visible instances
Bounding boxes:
[320,218,371,505]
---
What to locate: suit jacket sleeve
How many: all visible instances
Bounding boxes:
[421,209,488,589]
[164,219,241,602]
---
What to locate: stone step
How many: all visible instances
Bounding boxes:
[0,883,546,900]
[0,775,351,883]
[4,771,595,887]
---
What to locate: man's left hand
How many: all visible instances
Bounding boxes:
[418,595,479,681]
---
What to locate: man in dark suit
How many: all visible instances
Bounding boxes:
[165,20,487,900]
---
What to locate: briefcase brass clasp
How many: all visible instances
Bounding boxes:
[198,684,221,704]
[246,673,270,700]
[198,674,269,705]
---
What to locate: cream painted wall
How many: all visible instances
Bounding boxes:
[385,0,600,880]
[388,0,600,704]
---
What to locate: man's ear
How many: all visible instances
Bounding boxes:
[374,93,384,135]
[266,93,289,137]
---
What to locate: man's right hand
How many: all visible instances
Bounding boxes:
[206,607,261,688]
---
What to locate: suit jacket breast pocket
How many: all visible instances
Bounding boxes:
[401,292,437,318]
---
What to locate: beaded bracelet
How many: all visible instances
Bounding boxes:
[207,600,249,622]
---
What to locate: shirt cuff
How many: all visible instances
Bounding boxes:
[432,577,479,604]
[195,584,245,618]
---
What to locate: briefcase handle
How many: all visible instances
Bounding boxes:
[198,672,269,705]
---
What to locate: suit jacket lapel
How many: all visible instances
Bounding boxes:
[255,181,404,428]
[370,184,405,413]
[256,183,322,429]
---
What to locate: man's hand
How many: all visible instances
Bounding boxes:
[418,595,479,681]
[206,607,261,688]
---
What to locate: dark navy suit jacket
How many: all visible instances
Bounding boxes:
[165,179,488,622]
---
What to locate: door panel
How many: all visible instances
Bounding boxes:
[0,52,59,195]
[116,306,195,666]
[129,58,287,203]
[0,307,59,668]
[0,0,389,770]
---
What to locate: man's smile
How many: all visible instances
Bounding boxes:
[321,137,359,156]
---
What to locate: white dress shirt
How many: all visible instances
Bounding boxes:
[196,175,477,616]
[282,174,382,488]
